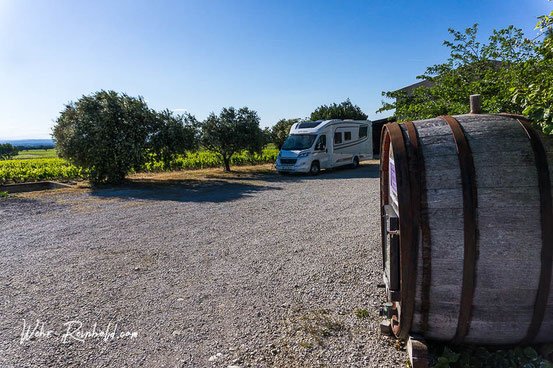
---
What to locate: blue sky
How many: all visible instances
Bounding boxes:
[0,0,551,139]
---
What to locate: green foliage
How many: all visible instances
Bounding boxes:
[262,126,272,147]
[147,110,199,165]
[298,309,344,347]
[271,118,300,149]
[512,13,553,134]
[310,98,368,121]
[431,344,553,368]
[354,308,369,318]
[0,158,84,183]
[52,91,201,184]
[0,147,278,184]
[142,147,278,172]
[379,24,536,121]
[52,90,160,184]
[380,10,553,134]
[200,106,265,171]
[0,191,9,198]
[0,143,19,160]
[434,347,460,367]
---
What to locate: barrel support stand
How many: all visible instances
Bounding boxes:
[407,335,428,368]
[378,322,429,367]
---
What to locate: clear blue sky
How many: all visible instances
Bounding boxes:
[0,0,551,139]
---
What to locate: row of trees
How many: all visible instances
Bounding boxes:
[52,91,268,183]
[379,8,553,134]
[52,92,368,184]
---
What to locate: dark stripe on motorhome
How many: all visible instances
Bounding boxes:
[334,137,369,150]
[297,122,369,131]
[334,135,369,146]
[326,122,368,128]
[293,122,368,132]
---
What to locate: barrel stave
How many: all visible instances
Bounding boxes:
[457,115,542,342]
[411,118,464,340]
[536,132,553,343]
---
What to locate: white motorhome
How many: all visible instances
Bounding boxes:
[275,119,372,175]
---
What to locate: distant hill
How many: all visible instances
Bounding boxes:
[0,139,54,147]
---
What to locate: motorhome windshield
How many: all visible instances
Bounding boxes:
[281,134,317,150]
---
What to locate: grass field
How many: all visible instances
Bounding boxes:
[14,148,57,159]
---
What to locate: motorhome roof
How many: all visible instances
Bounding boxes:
[290,119,369,134]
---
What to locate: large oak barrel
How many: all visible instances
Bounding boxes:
[380,113,553,344]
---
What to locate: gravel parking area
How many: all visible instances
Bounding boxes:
[0,163,406,367]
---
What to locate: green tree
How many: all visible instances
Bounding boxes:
[310,99,368,121]
[53,90,163,184]
[378,24,536,121]
[271,118,300,149]
[261,126,273,147]
[512,10,553,133]
[0,143,18,160]
[148,110,199,165]
[200,107,265,172]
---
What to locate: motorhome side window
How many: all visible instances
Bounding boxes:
[334,132,342,144]
[359,126,368,138]
[344,131,351,141]
[315,135,326,151]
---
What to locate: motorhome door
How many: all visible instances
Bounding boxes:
[313,134,330,168]
[332,129,344,165]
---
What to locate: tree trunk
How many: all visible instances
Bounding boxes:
[223,156,231,172]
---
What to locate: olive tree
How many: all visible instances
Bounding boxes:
[271,118,300,149]
[52,90,176,184]
[148,110,199,165]
[310,99,368,121]
[200,107,265,171]
[0,143,18,160]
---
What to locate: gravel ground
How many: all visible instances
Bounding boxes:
[0,163,406,367]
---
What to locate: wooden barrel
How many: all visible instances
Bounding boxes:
[380,113,553,344]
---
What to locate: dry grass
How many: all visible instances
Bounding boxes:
[18,182,92,199]
[17,160,378,199]
[17,164,276,199]
[128,163,276,183]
